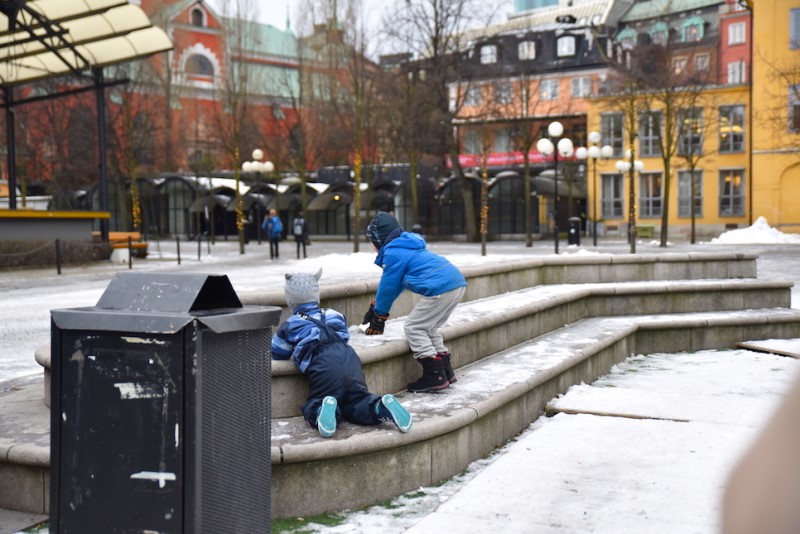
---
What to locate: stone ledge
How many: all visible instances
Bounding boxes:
[267,307,800,517]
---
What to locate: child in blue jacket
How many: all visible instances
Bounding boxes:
[363,212,467,393]
[272,268,412,438]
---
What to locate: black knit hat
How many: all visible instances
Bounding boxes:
[366,212,400,250]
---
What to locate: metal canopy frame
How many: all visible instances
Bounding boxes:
[0,0,172,240]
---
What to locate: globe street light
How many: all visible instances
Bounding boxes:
[615,150,644,254]
[242,149,275,245]
[537,121,574,254]
[576,132,614,246]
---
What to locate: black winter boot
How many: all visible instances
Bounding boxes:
[407,356,449,393]
[438,352,457,384]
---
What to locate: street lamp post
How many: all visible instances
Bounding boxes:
[576,132,614,246]
[615,149,644,254]
[242,149,274,245]
[537,121,574,254]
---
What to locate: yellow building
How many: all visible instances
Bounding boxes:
[587,83,751,239]
[750,0,800,233]
[584,1,800,239]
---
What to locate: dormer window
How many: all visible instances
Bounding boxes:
[557,35,576,57]
[480,45,497,64]
[615,27,637,51]
[649,22,669,46]
[518,40,536,60]
[681,16,705,42]
[191,7,205,27]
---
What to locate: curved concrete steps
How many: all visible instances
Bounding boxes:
[2,251,795,520]
[269,306,800,518]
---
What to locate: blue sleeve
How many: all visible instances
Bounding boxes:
[374,251,406,317]
[271,320,293,360]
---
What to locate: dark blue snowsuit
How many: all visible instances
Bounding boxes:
[271,304,382,428]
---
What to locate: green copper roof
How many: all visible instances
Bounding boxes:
[620,0,723,22]
[226,19,298,60]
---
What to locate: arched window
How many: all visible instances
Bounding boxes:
[186,54,214,77]
[191,7,205,27]
[615,27,637,50]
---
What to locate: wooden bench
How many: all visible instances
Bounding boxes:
[92,231,149,257]
[635,225,655,238]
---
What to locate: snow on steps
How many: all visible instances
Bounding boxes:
[270,307,800,518]
[271,278,792,419]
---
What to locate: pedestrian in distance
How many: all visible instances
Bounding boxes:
[262,209,283,259]
[292,211,309,259]
[362,212,467,393]
[271,269,412,438]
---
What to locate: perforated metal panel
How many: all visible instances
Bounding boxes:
[196,326,272,533]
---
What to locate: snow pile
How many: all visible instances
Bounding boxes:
[710,217,800,245]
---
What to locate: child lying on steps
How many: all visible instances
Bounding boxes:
[271,268,412,438]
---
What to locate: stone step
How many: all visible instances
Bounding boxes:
[271,278,792,418]
[268,307,800,518]
[238,251,758,326]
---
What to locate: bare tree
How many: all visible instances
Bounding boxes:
[383,0,500,242]
[600,65,647,254]
[633,43,711,247]
[212,0,260,253]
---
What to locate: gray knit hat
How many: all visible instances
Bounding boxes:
[284,269,322,310]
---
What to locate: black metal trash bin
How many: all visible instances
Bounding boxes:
[567,217,581,246]
[49,272,281,534]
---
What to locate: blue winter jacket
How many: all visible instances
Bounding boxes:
[271,303,349,373]
[373,231,467,317]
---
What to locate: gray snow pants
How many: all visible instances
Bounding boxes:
[403,285,466,359]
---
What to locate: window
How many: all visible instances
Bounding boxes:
[480,45,497,64]
[191,7,205,27]
[465,86,482,106]
[792,9,800,49]
[186,54,214,77]
[557,35,576,57]
[728,21,746,45]
[639,111,662,157]
[571,77,592,97]
[694,54,710,72]
[494,129,513,153]
[540,79,559,100]
[719,169,745,216]
[518,40,536,60]
[616,27,637,51]
[678,108,704,156]
[649,22,669,46]
[719,105,745,152]
[601,113,624,157]
[601,174,624,218]
[640,172,663,218]
[727,61,746,84]
[678,170,703,217]
[673,57,688,75]
[494,82,512,105]
[681,16,705,42]
[790,85,800,131]
[464,130,481,155]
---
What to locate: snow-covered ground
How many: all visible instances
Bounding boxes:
[4,219,800,534]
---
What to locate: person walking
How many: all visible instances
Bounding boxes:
[262,209,283,259]
[362,212,467,393]
[292,211,309,259]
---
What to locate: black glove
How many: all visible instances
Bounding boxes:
[365,313,388,335]
[362,301,376,324]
